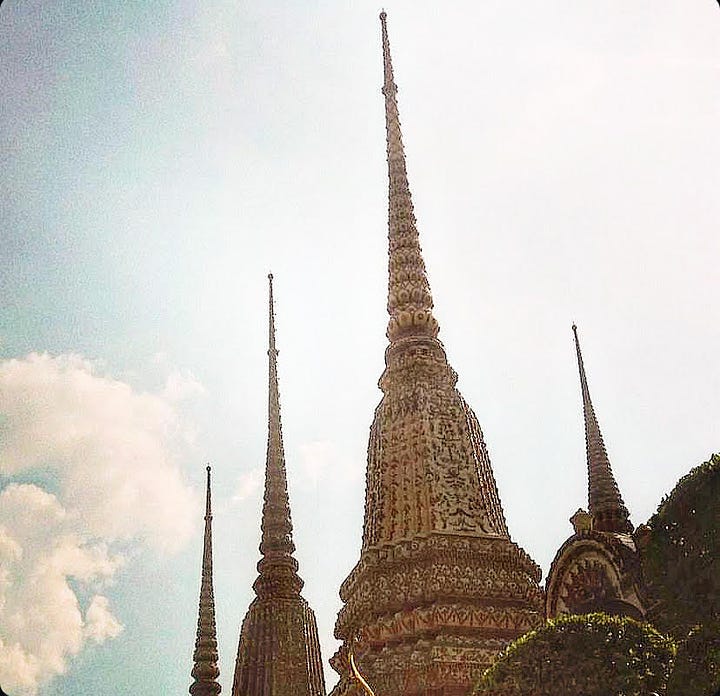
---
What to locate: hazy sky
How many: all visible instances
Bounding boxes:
[1,1,718,694]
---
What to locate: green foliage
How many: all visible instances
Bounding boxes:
[666,621,720,696]
[642,453,720,637]
[474,613,675,696]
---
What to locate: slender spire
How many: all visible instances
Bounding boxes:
[572,325,633,534]
[231,275,326,696]
[380,11,439,343]
[253,273,303,599]
[326,17,545,695]
[190,465,221,696]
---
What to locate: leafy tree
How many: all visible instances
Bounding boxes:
[640,453,720,637]
[666,621,720,696]
[473,613,675,696]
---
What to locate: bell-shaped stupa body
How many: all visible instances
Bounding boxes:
[328,14,544,696]
[232,275,326,696]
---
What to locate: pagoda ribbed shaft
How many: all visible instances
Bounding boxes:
[253,273,303,600]
[190,466,221,696]
[366,9,509,546]
[232,274,326,696]
[572,325,633,534]
[328,14,544,696]
[381,11,439,343]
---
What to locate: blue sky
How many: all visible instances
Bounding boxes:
[1,1,719,694]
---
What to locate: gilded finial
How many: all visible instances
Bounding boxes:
[268,273,278,357]
[204,464,212,522]
[349,639,376,696]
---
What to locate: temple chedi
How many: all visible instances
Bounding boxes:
[231,275,326,696]
[545,326,645,620]
[189,466,222,696]
[328,13,544,696]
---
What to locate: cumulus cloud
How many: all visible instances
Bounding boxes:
[0,353,199,695]
[84,596,123,643]
[162,369,206,404]
[0,353,195,548]
[0,485,123,693]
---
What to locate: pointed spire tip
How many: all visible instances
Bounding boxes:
[380,9,440,343]
[572,326,632,534]
[256,275,303,598]
[190,458,220,694]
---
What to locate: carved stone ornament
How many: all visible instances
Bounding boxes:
[546,532,645,621]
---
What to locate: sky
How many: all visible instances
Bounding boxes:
[0,1,718,694]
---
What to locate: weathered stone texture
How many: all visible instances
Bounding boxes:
[233,598,325,696]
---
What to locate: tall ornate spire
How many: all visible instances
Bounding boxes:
[189,465,221,696]
[254,272,303,599]
[328,15,544,696]
[232,275,326,696]
[362,9,510,550]
[572,324,633,534]
[545,329,643,621]
[380,10,439,343]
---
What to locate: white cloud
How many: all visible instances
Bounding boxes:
[84,596,123,643]
[232,466,264,503]
[0,353,196,549]
[162,369,206,404]
[0,484,123,695]
[0,353,199,695]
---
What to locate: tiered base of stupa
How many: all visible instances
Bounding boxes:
[329,533,544,696]
[233,596,326,696]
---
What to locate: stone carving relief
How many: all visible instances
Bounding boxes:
[559,558,619,615]
[362,339,509,548]
[546,532,645,621]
